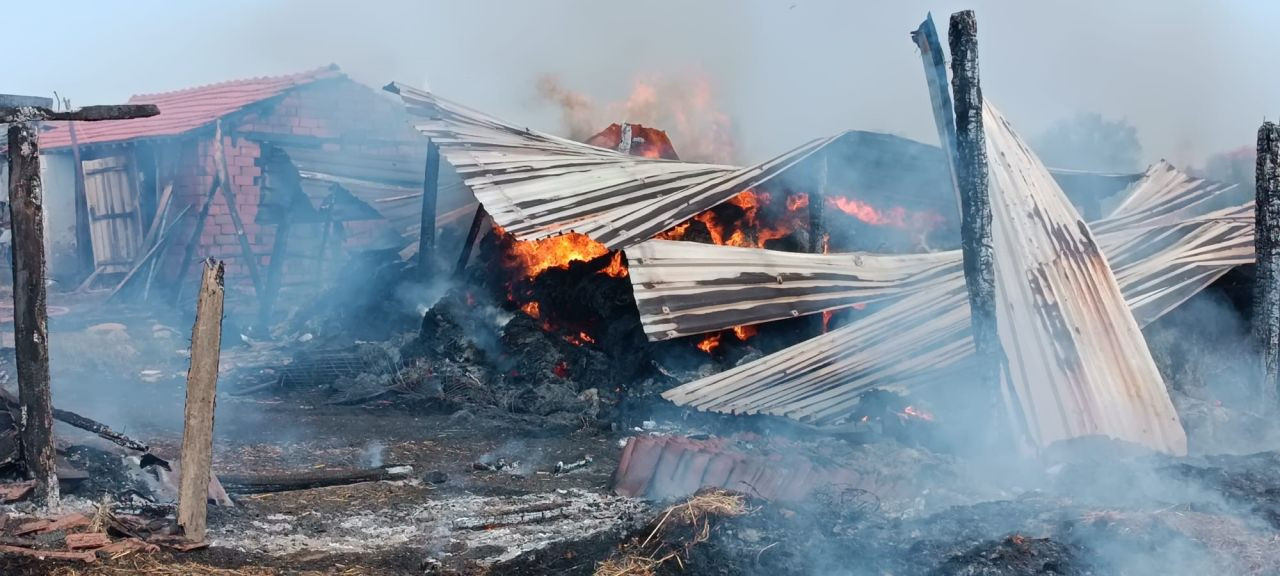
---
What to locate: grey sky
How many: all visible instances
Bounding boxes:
[11,1,1279,166]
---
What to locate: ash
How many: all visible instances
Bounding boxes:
[210,488,648,564]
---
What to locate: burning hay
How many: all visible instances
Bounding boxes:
[594,489,746,576]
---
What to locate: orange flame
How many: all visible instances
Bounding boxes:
[901,405,935,421]
[827,197,944,230]
[732,325,757,341]
[602,252,628,278]
[501,228,611,278]
[522,301,541,319]
[696,333,722,354]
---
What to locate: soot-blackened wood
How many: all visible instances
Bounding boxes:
[949,10,1006,425]
[454,205,487,278]
[177,260,225,543]
[0,104,158,124]
[258,217,291,328]
[213,123,263,298]
[6,124,57,509]
[418,140,441,279]
[219,465,411,494]
[174,176,222,305]
[809,151,828,336]
[1255,121,1280,410]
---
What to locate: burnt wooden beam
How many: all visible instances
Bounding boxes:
[218,465,412,494]
[0,104,158,123]
[173,175,222,305]
[258,216,292,328]
[809,152,828,335]
[6,123,57,509]
[213,122,264,299]
[453,204,487,278]
[1256,121,1280,410]
[418,139,441,278]
[177,260,225,543]
[949,10,1008,430]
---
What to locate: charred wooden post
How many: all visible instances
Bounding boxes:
[1255,121,1280,409]
[6,123,57,508]
[949,11,1007,426]
[178,260,224,542]
[0,103,157,508]
[418,140,441,279]
[454,205,487,278]
[809,152,828,335]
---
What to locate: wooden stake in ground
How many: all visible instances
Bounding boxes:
[177,260,225,542]
[1255,121,1280,409]
[1,103,158,509]
[6,123,57,509]
[949,11,1007,424]
[418,139,441,279]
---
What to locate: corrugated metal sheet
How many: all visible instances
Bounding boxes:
[39,66,343,150]
[664,103,1195,455]
[628,240,956,339]
[631,164,1251,340]
[983,103,1183,454]
[386,82,837,250]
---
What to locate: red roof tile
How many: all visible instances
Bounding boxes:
[39,65,343,150]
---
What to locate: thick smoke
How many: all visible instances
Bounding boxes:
[535,73,737,164]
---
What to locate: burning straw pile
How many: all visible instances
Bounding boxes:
[594,488,747,576]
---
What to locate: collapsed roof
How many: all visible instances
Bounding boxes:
[385,77,1247,456]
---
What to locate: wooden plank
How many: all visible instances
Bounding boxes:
[1255,121,1280,410]
[173,175,221,305]
[257,217,291,329]
[177,259,225,543]
[6,123,58,509]
[453,204,486,278]
[107,205,193,302]
[214,122,264,297]
[67,121,94,274]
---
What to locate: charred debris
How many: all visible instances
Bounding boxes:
[0,9,1277,576]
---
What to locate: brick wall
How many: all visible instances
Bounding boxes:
[161,77,421,313]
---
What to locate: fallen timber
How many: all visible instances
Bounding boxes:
[218,464,413,494]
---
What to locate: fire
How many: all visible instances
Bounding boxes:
[901,405,935,421]
[827,197,944,230]
[554,361,569,378]
[501,228,611,278]
[522,301,541,319]
[732,325,757,341]
[602,252,628,278]
[697,333,722,354]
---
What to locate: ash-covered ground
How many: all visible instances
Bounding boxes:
[3,253,1280,575]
